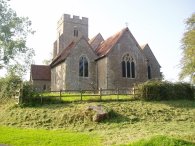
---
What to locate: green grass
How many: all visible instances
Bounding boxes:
[0,126,101,146]
[0,100,195,145]
[40,92,134,102]
[124,135,195,146]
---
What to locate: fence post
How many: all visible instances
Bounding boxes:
[80,90,83,101]
[60,90,62,101]
[117,88,119,100]
[99,88,102,100]
[19,88,23,104]
[133,87,135,99]
[40,93,43,104]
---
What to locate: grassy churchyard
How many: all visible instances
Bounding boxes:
[0,99,195,146]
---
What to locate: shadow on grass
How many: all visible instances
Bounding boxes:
[123,135,195,146]
[146,99,195,109]
[103,109,130,123]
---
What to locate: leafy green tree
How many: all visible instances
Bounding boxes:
[0,0,34,76]
[0,71,22,99]
[179,13,195,84]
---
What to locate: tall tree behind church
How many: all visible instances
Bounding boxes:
[179,13,195,84]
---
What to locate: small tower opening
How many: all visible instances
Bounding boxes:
[74,26,78,37]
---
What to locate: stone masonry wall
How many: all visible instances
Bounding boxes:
[32,80,51,91]
[142,45,161,79]
[54,14,88,57]
[97,57,107,89]
[106,30,148,89]
[51,63,66,91]
[64,38,97,90]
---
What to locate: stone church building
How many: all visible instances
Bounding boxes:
[30,14,161,91]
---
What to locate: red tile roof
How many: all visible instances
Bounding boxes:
[31,65,51,81]
[50,41,75,67]
[89,33,104,51]
[95,27,128,57]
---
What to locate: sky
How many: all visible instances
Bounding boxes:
[8,0,195,81]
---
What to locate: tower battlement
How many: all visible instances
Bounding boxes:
[57,14,88,27]
[54,13,88,57]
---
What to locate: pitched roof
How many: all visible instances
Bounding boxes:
[95,27,128,57]
[141,44,161,67]
[89,33,104,50]
[50,41,75,67]
[31,65,51,81]
[50,36,96,68]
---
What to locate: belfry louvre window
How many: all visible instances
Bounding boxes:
[74,27,78,37]
[122,54,135,78]
[79,56,88,77]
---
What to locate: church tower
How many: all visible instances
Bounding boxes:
[53,14,88,58]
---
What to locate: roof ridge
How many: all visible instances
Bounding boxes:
[50,41,75,67]
[89,33,102,44]
[95,27,128,57]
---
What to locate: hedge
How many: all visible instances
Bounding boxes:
[136,81,194,101]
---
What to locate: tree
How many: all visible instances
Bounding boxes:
[0,0,34,76]
[179,13,195,84]
[42,52,53,65]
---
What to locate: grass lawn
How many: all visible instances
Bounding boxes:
[0,126,101,146]
[125,135,195,146]
[0,99,195,145]
[40,92,134,103]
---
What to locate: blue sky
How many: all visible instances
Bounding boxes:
[9,0,195,81]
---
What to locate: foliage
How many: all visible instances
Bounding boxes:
[0,70,22,100]
[0,126,101,146]
[21,82,41,104]
[0,0,35,75]
[136,80,194,101]
[126,135,195,146]
[179,13,195,84]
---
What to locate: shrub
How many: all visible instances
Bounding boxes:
[0,74,22,99]
[136,81,194,101]
[21,82,41,104]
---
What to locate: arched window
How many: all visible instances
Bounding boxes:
[122,54,135,78]
[127,61,131,78]
[147,65,151,79]
[122,61,126,77]
[79,56,88,77]
[131,61,135,78]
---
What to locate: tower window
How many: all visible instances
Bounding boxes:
[79,56,88,77]
[74,27,78,37]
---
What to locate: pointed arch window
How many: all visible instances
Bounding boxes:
[131,61,135,78]
[122,61,126,77]
[122,54,135,78]
[147,65,151,79]
[79,56,88,77]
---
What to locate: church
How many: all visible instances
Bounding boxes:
[30,14,161,91]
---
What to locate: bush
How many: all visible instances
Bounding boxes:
[21,82,41,104]
[0,74,22,99]
[136,81,194,101]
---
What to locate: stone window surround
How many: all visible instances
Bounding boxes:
[79,55,89,77]
[122,53,136,79]
[74,26,78,37]
[147,65,152,79]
